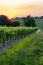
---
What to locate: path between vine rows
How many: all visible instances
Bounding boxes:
[0,29,40,54]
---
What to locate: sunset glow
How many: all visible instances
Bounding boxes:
[0,0,43,18]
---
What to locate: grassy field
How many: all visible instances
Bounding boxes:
[0,30,43,65]
[35,19,43,29]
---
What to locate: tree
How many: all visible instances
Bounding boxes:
[24,15,36,27]
[0,15,11,26]
[31,17,36,27]
[13,21,20,26]
[39,16,43,19]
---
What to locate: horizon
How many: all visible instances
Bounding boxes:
[0,0,43,18]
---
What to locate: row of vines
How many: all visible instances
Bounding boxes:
[0,26,38,46]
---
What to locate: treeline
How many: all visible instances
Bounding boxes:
[34,16,43,19]
[0,15,36,27]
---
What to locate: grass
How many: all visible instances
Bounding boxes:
[0,31,43,65]
[35,18,43,29]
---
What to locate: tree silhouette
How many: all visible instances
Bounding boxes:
[24,15,36,27]
[13,21,20,26]
[0,15,11,26]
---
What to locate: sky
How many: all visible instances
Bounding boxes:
[0,0,43,18]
